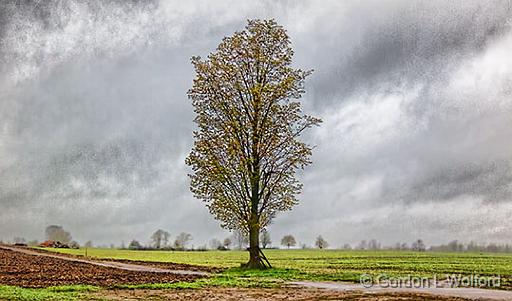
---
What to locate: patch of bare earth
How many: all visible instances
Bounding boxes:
[0,248,203,288]
[25,247,218,273]
[93,287,473,301]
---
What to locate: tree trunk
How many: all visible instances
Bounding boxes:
[244,107,271,269]
[243,222,271,269]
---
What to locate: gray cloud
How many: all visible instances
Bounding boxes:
[1,0,512,248]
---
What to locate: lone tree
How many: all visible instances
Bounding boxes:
[281,235,297,249]
[209,238,222,250]
[186,19,321,269]
[260,230,271,249]
[315,235,328,249]
[174,232,192,250]
[45,225,72,244]
[128,240,142,250]
[412,239,426,252]
[151,229,170,249]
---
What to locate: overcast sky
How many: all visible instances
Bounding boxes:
[1,0,512,248]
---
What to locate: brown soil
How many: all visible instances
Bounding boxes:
[0,248,203,288]
[93,287,474,300]
[25,247,218,273]
[95,258,219,273]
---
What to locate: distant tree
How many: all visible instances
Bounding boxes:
[185,19,321,269]
[401,242,409,250]
[315,235,328,249]
[233,230,248,250]
[412,239,426,252]
[357,240,367,250]
[174,232,192,250]
[151,229,170,249]
[447,240,461,252]
[260,230,271,249]
[418,239,426,251]
[368,239,381,250]
[487,243,498,253]
[196,244,208,251]
[281,235,296,249]
[69,241,80,249]
[45,225,72,243]
[84,241,93,248]
[209,238,222,250]
[342,243,352,250]
[223,237,232,249]
[467,241,478,252]
[430,241,512,253]
[411,240,418,250]
[128,240,142,250]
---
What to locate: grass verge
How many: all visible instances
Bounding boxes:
[0,285,98,301]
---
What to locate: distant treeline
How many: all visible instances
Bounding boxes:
[339,239,426,251]
[6,226,512,253]
[429,240,512,253]
[339,239,512,253]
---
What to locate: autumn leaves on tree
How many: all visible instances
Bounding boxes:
[186,19,321,269]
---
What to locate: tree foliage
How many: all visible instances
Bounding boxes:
[186,19,320,268]
[151,229,170,249]
[281,235,296,249]
[315,235,328,249]
[174,232,192,250]
[45,225,72,243]
[260,230,271,249]
[209,238,222,250]
[128,240,142,250]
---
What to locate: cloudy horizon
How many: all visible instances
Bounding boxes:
[1,0,512,248]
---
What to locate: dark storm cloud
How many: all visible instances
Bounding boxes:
[309,0,512,107]
[1,0,511,247]
[412,161,512,202]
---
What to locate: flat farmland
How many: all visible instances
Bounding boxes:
[46,248,512,283]
[3,247,512,300]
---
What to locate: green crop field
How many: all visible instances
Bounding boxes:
[3,248,512,300]
[46,248,512,283]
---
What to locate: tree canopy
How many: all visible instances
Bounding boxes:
[315,235,328,249]
[45,225,72,243]
[260,230,271,249]
[151,229,170,249]
[281,235,297,249]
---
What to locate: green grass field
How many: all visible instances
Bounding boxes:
[3,248,512,300]
[0,285,98,301]
[47,248,512,282]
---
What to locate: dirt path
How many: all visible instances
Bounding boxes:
[0,245,208,276]
[94,287,473,301]
[290,281,512,301]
